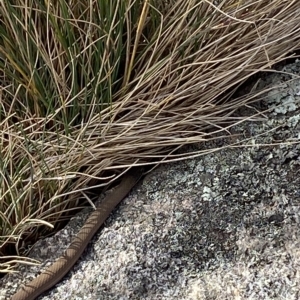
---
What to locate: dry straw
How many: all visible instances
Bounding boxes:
[1,0,300,271]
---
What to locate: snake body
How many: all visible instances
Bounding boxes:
[11,169,143,300]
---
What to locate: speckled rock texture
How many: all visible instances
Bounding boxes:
[2,61,300,300]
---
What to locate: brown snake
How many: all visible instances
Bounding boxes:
[11,168,143,300]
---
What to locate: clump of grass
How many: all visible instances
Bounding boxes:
[1,0,300,272]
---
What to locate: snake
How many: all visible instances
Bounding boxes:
[10,168,143,300]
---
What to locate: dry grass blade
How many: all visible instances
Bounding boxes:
[1,0,300,271]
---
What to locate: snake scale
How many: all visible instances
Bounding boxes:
[10,168,143,300]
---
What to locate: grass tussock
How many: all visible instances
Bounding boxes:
[1,0,300,272]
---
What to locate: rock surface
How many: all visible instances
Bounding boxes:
[2,61,300,300]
